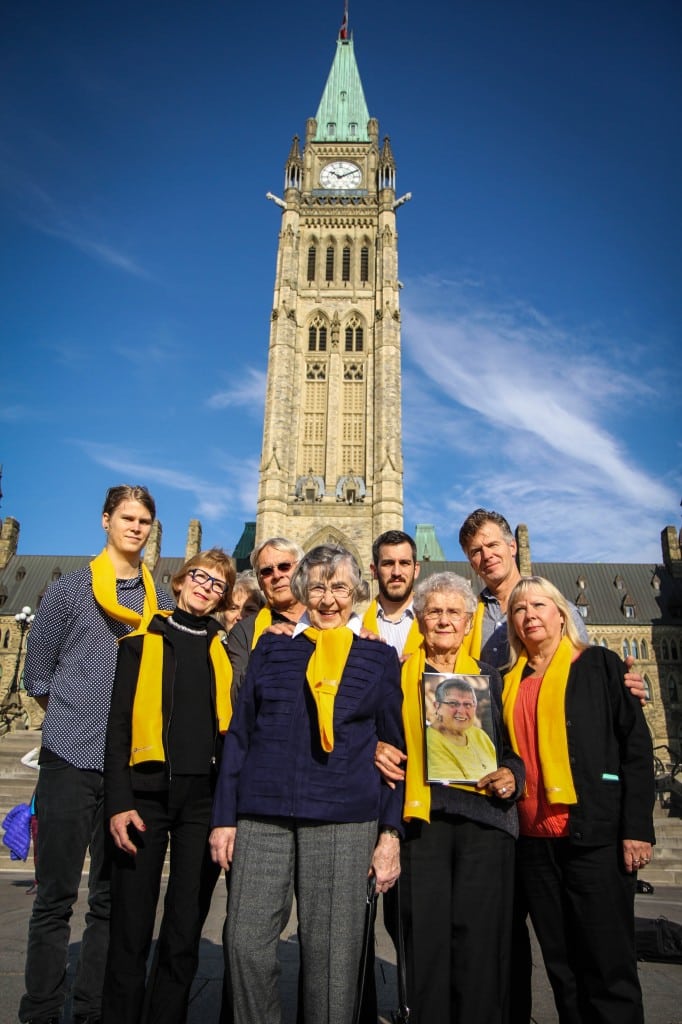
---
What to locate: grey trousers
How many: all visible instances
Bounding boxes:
[226,816,377,1024]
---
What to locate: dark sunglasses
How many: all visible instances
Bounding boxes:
[258,560,294,579]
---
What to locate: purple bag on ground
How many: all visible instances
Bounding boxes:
[2,802,32,860]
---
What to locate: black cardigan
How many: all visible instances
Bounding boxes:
[556,645,655,846]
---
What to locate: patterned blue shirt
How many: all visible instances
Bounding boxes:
[25,565,172,771]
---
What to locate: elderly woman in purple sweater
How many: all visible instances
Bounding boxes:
[209,544,405,1024]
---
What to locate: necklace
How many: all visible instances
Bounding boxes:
[168,615,208,637]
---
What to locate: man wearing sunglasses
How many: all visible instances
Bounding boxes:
[226,537,306,699]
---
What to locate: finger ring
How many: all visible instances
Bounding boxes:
[500,786,507,794]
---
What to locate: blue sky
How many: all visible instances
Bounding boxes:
[1,1,680,564]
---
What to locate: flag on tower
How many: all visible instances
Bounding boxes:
[339,3,348,39]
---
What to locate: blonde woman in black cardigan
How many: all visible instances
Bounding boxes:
[504,576,655,1024]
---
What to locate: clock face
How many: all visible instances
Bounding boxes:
[319,161,362,189]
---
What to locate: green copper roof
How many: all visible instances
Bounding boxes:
[314,37,370,142]
[415,524,446,563]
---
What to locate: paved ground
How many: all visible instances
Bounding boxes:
[1,731,681,1023]
[1,862,680,1024]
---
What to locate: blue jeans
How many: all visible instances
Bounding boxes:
[19,755,110,1022]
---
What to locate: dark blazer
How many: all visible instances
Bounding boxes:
[212,631,405,832]
[561,645,655,846]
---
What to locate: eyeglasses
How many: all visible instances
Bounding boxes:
[422,609,469,623]
[308,582,353,601]
[258,561,294,579]
[188,568,228,596]
[440,700,475,710]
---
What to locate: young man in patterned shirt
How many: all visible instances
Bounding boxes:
[18,485,172,1024]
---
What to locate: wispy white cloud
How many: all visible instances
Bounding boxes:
[0,403,35,423]
[77,441,258,522]
[400,277,680,562]
[1,171,151,279]
[206,368,266,412]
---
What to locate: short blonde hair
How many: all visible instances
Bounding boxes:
[506,576,588,666]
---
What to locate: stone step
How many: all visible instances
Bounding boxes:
[638,865,682,886]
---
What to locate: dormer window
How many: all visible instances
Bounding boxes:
[614,575,624,591]
[621,593,636,619]
[52,567,62,581]
[575,593,589,619]
[15,567,26,581]
[576,575,586,590]
[651,573,661,591]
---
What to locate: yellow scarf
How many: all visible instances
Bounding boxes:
[362,599,423,657]
[460,600,485,660]
[129,611,233,766]
[402,641,486,822]
[251,607,273,650]
[302,626,354,753]
[90,548,158,628]
[502,636,577,805]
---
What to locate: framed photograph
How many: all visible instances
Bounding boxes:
[422,672,497,785]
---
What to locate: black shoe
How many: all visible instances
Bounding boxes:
[73,1017,101,1024]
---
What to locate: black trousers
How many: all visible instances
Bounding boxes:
[517,836,643,1024]
[102,775,220,1024]
[399,814,515,1024]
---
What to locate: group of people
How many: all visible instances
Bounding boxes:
[18,486,655,1024]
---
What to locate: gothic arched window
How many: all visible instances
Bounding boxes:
[344,314,364,352]
[308,314,328,352]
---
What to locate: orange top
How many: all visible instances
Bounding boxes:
[514,674,569,838]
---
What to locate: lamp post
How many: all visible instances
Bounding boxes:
[4,605,34,728]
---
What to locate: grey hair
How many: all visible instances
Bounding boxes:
[290,544,367,604]
[250,536,306,571]
[233,570,266,607]
[434,678,477,704]
[413,572,477,618]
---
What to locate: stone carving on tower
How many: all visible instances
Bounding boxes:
[256,19,410,572]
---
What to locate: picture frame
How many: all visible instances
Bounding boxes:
[422,672,497,785]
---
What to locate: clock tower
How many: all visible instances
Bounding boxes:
[256,21,409,574]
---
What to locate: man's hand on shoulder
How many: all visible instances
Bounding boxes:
[623,655,647,707]
[264,621,296,637]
